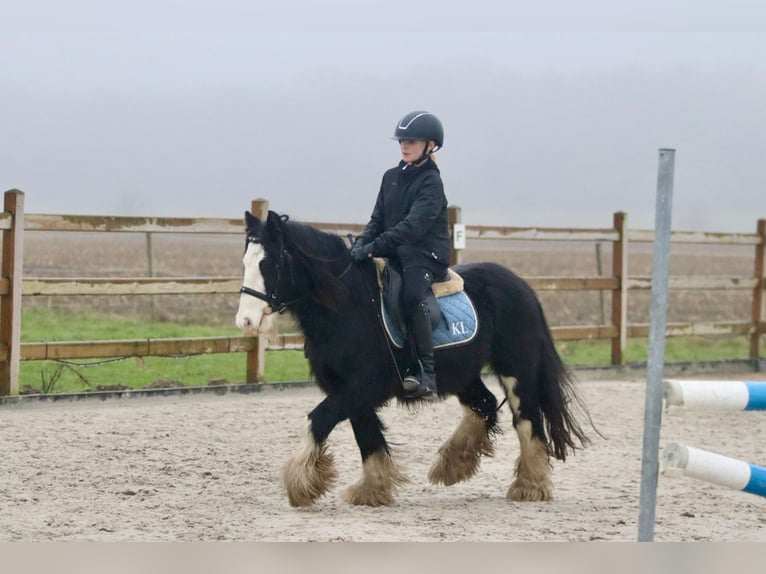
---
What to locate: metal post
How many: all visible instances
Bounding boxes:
[637,148,676,541]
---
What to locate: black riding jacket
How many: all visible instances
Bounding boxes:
[357,158,451,267]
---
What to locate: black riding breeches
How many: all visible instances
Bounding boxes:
[393,244,449,317]
[401,264,446,316]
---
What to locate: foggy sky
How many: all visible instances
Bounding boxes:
[3,1,765,232]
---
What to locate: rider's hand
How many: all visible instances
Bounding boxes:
[350,242,374,262]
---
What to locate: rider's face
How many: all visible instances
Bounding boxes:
[399,139,433,164]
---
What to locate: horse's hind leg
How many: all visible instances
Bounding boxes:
[429,377,498,486]
[499,375,553,501]
[282,396,343,507]
[342,409,407,507]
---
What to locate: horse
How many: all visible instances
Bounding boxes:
[235,209,593,507]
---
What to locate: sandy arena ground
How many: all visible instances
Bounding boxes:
[2,378,766,542]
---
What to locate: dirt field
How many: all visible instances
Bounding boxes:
[2,376,766,542]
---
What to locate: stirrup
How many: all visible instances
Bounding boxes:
[402,374,421,394]
[402,374,437,399]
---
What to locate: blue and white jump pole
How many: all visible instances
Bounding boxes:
[664,380,766,411]
[662,443,766,498]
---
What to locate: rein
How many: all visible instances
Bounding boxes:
[357,261,407,387]
[345,234,407,387]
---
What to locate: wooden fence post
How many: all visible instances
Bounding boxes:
[448,205,463,266]
[146,232,156,321]
[245,198,269,383]
[595,242,607,325]
[750,218,765,364]
[611,211,628,365]
[0,190,25,395]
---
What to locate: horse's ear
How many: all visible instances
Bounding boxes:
[266,210,285,233]
[244,210,261,232]
[261,210,284,247]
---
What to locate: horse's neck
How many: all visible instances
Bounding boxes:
[293,302,342,342]
[292,266,374,342]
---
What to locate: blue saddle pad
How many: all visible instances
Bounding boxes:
[381,290,479,350]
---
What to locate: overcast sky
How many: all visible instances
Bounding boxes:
[3,1,765,232]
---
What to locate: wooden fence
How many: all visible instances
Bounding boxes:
[0,190,763,395]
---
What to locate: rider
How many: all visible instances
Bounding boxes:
[350,111,451,398]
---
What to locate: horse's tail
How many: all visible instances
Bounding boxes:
[536,304,595,461]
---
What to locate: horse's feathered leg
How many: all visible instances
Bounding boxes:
[282,396,345,507]
[429,377,499,486]
[342,409,407,507]
[498,375,554,501]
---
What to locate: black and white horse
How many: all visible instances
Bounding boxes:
[235,210,592,507]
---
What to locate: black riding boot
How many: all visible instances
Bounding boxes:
[402,301,438,398]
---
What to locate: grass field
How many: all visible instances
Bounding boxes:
[14,229,761,394]
[18,308,312,394]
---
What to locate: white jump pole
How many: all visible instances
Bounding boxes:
[637,148,676,542]
[662,442,766,497]
[664,379,766,410]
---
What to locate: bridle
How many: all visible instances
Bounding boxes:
[239,227,356,315]
[239,235,301,315]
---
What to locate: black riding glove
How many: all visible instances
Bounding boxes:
[350,242,375,262]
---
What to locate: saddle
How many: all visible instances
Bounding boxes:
[373,258,478,350]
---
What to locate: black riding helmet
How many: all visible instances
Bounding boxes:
[391,110,444,151]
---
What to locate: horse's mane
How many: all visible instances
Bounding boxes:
[282,219,352,309]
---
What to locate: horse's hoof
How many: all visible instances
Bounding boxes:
[341,484,396,507]
[282,446,338,507]
[429,449,483,486]
[429,405,494,486]
[506,478,553,502]
[340,450,407,507]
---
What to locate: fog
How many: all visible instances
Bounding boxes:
[3,1,765,232]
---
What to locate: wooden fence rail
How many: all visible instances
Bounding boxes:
[0,189,763,396]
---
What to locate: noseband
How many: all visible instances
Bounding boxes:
[239,235,299,314]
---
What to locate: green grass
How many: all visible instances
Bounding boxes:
[19,308,311,394]
[17,308,754,394]
[556,335,751,367]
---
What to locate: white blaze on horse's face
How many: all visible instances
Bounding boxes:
[235,240,274,335]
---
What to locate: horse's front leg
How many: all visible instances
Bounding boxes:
[283,395,345,507]
[342,409,408,507]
